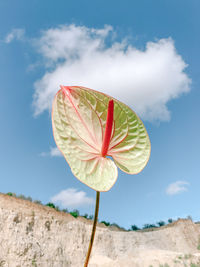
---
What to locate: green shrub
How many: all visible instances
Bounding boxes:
[143,223,157,229]
[18,194,32,202]
[18,194,26,200]
[46,202,56,209]
[184,254,192,259]
[131,224,140,231]
[187,215,193,221]
[168,218,173,224]
[55,206,60,211]
[73,209,80,216]
[26,196,33,202]
[110,223,121,229]
[101,221,110,226]
[62,208,68,213]
[7,192,16,197]
[157,221,165,227]
[70,211,79,218]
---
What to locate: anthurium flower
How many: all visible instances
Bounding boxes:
[52,86,151,192]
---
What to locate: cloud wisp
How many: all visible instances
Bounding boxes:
[40,146,62,157]
[4,28,25,43]
[166,181,190,195]
[51,188,94,208]
[33,24,191,122]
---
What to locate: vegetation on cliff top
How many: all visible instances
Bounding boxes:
[5,192,193,231]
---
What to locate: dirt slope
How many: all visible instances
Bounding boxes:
[0,193,200,267]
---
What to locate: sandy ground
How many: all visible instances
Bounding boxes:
[0,193,200,266]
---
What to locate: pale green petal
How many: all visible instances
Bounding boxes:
[110,100,151,174]
[52,86,150,191]
[52,88,118,191]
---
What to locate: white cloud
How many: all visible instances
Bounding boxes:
[51,188,94,208]
[40,146,62,157]
[166,181,190,195]
[33,24,191,121]
[49,146,62,157]
[4,28,25,43]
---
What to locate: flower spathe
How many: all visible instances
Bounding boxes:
[52,86,151,192]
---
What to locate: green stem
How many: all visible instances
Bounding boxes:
[84,191,100,267]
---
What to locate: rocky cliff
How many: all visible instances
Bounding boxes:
[0,193,200,267]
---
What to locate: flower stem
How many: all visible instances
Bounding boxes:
[84,191,100,267]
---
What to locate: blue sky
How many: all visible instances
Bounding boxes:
[0,0,200,229]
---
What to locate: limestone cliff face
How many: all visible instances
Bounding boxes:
[1,193,200,267]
